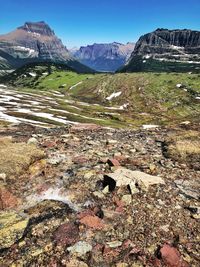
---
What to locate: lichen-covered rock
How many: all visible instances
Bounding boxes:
[0,211,29,249]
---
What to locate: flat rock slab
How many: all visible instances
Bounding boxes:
[175,179,200,200]
[0,137,45,177]
[0,211,29,250]
[104,167,165,192]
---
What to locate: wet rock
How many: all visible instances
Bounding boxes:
[159,244,189,267]
[24,200,73,224]
[0,211,29,250]
[175,179,200,200]
[0,186,21,210]
[104,167,165,192]
[67,241,92,256]
[80,215,104,230]
[53,222,79,247]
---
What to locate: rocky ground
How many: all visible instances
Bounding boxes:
[0,122,199,267]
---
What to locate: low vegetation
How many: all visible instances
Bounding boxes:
[0,63,200,127]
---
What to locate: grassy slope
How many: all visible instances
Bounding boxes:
[1,64,200,127]
[120,55,200,73]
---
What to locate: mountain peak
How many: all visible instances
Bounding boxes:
[18,21,55,36]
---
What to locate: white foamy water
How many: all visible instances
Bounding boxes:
[26,187,79,211]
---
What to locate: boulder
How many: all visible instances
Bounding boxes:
[104,167,165,192]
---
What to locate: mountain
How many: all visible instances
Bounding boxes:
[71,42,135,72]
[120,29,200,73]
[0,21,93,73]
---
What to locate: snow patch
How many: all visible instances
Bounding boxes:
[142,125,159,129]
[176,84,183,88]
[69,81,83,90]
[0,84,7,88]
[29,72,37,77]
[106,91,122,101]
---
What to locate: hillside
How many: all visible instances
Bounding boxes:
[0,65,200,128]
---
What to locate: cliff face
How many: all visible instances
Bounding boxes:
[121,29,200,73]
[72,42,135,72]
[0,22,93,73]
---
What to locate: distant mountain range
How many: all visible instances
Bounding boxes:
[0,23,200,74]
[0,21,93,73]
[120,28,200,73]
[71,42,135,72]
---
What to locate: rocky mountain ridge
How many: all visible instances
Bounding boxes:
[72,42,135,72]
[121,28,200,72]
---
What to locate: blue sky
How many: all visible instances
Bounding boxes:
[0,0,200,48]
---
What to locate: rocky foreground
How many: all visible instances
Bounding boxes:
[0,123,199,266]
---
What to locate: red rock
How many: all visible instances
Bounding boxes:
[160,244,189,267]
[80,215,104,230]
[107,158,120,167]
[0,186,21,210]
[70,123,101,132]
[77,210,95,219]
[114,155,128,164]
[41,140,57,148]
[53,222,79,247]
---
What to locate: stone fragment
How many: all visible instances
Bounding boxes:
[160,244,189,267]
[80,215,104,230]
[47,153,66,165]
[121,194,132,205]
[53,222,79,246]
[0,186,21,210]
[106,240,122,248]
[106,139,118,145]
[27,137,38,145]
[107,158,120,167]
[0,211,29,249]
[0,173,6,183]
[67,241,92,256]
[175,179,200,200]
